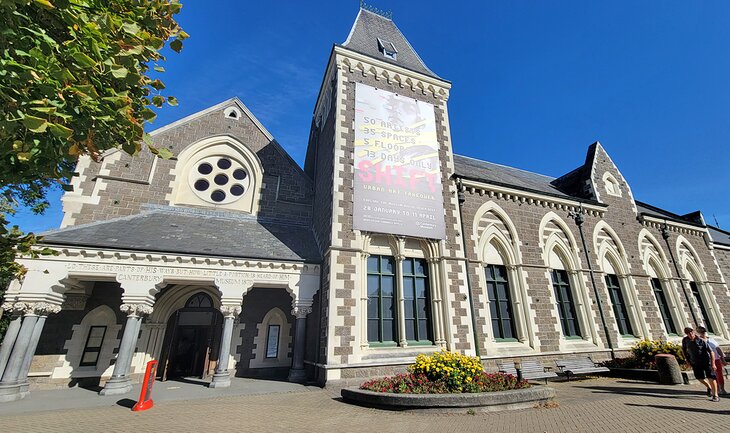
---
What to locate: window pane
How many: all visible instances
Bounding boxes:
[403,258,413,275]
[367,256,379,273]
[381,276,394,297]
[381,257,395,274]
[367,275,380,297]
[382,297,394,319]
[403,278,414,299]
[367,298,378,319]
[368,319,379,342]
[502,319,514,339]
[405,320,415,340]
[418,320,429,341]
[415,259,427,276]
[497,283,509,300]
[417,299,428,318]
[404,300,414,319]
[415,279,426,298]
[81,351,99,365]
[382,319,395,341]
[499,301,511,318]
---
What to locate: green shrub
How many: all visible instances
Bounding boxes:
[630,339,685,369]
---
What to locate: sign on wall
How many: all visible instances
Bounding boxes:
[353,83,446,240]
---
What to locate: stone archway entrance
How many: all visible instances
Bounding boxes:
[158,292,223,381]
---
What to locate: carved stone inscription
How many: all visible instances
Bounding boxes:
[66,263,298,287]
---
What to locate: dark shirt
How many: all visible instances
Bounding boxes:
[682,336,712,366]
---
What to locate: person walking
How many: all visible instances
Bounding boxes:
[682,326,719,401]
[697,326,726,395]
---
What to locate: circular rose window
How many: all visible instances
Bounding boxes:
[188,156,249,204]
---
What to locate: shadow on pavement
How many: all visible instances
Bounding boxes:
[625,402,730,415]
[116,398,136,409]
[574,385,706,399]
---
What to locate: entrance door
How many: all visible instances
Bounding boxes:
[158,293,222,380]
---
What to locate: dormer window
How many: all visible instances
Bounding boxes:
[377,38,397,60]
[223,106,241,120]
[602,172,622,197]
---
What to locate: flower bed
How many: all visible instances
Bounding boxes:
[600,339,687,371]
[601,339,693,384]
[360,351,529,394]
[360,371,529,394]
[341,350,553,413]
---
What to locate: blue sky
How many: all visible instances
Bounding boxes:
[10,1,730,232]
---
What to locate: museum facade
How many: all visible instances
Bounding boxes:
[2,7,730,402]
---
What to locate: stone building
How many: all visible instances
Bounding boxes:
[1,7,729,402]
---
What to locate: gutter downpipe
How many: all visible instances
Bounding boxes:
[570,204,615,359]
[661,221,699,327]
[457,178,481,357]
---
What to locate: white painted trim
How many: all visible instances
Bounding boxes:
[461,179,606,216]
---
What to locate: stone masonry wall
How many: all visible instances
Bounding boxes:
[66,104,314,227]
[323,56,472,370]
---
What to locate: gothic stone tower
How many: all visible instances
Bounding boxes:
[304,7,476,384]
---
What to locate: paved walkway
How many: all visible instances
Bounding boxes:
[1,378,728,432]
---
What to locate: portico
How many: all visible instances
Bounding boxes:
[1,242,319,401]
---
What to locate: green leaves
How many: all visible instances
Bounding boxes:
[22,115,49,133]
[71,52,96,68]
[0,0,186,281]
[169,39,183,53]
[48,123,73,139]
[121,22,140,35]
[111,65,128,78]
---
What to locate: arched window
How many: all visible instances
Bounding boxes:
[648,261,678,335]
[594,223,643,340]
[362,235,437,348]
[482,239,517,341]
[541,213,588,341]
[676,236,722,336]
[367,255,397,344]
[551,266,581,338]
[185,292,214,309]
[639,229,682,338]
[689,280,714,334]
[473,202,534,350]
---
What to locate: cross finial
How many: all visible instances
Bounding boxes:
[360,1,393,19]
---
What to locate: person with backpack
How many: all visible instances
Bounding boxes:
[697,326,726,395]
[682,326,719,402]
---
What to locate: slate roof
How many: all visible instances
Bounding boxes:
[40,205,321,263]
[708,226,730,247]
[452,154,599,203]
[341,8,441,79]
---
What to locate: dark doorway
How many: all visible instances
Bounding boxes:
[158,293,223,381]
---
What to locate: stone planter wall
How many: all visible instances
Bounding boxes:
[607,368,695,384]
[341,385,555,413]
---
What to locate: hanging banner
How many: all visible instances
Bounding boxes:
[353,83,446,240]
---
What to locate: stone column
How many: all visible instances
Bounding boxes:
[0,304,23,379]
[288,304,312,383]
[0,304,37,402]
[99,304,152,396]
[209,305,241,389]
[18,303,61,396]
[395,254,407,348]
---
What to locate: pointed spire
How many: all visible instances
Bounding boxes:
[341,6,440,79]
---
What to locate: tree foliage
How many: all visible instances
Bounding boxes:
[0,0,186,310]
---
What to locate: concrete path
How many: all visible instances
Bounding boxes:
[1,378,728,432]
[0,377,310,416]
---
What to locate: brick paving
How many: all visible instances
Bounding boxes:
[1,378,729,433]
